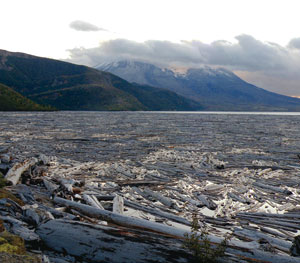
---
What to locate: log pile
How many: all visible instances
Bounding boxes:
[1,147,300,262]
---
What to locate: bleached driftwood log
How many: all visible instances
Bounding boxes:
[43,178,59,193]
[5,157,38,185]
[253,181,292,195]
[51,198,300,263]
[53,196,190,239]
[142,187,181,211]
[83,194,104,210]
[194,194,217,210]
[113,195,124,214]
[227,192,250,204]
[90,194,191,225]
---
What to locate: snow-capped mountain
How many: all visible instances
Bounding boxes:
[97,60,300,111]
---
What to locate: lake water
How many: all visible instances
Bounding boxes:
[1,111,300,169]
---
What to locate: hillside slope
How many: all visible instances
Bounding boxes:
[0,83,52,111]
[0,50,202,111]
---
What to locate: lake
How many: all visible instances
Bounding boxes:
[1,111,300,168]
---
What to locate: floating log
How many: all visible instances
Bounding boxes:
[5,158,38,185]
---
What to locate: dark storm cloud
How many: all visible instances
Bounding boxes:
[68,35,300,95]
[69,20,107,32]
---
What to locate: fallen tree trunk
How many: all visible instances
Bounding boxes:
[52,197,300,262]
[53,196,190,239]
[5,158,38,185]
[89,194,191,226]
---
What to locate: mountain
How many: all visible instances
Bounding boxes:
[97,60,300,111]
[0,83,52,111]
[0,50,202,111]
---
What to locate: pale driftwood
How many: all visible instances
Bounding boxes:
[234,228,292,250]
[260,227,292,240]
[43,178,59,193]
[89,194,191,225]
[83,194,104,210]
[227,192,250,204]
[238,212,300,219]
[237,215,300,232]
[142,187,180,211]
[44,203,300,263]
[53,196,191,239]
[59,179,76,192]
[5,157,38,185]
[253,181,293,195]
[194,194,217,210]
[172,191,204,208]
[52,197,255,248]
[113,195,124,214]
[124,199,191,226]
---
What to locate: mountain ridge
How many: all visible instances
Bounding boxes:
[97,60,300,111]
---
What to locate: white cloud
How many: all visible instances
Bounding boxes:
[67,35,300,96]
[288,38,300,50]
[69,20,107,32]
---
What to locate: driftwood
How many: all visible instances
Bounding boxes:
[253,182,293,195]
[113,195,124,214]
[227,192,250,204]
[43,178,59,193]
[5,158,38,185]
[194,193,217,210]
[142,187,181,211]
[53,196,191,239]
[0,215,40,242]
[91,194,191,226]
[36,219,192,263]
[83,194,104,210]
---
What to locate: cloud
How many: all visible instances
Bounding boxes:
[69,20,107,32]
[288,38,300,49]
[67,35,300,96]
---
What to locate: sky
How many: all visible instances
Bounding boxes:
[1,0,300,96]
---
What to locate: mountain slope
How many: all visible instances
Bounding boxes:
[0,50,202,111]
[97,60,300,111]
[0,83,52,111]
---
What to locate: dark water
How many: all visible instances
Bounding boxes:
[1,111,300,167]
